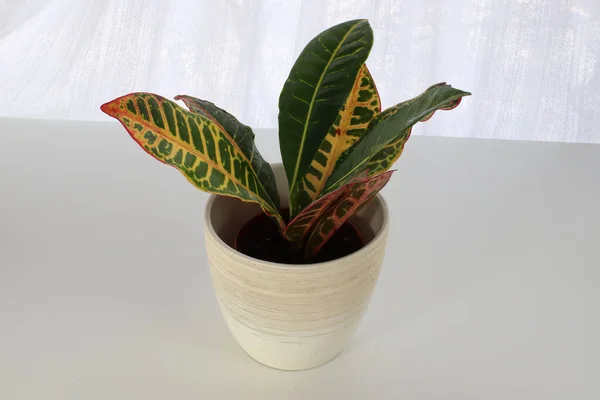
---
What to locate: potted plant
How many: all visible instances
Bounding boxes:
[101,19,470,370]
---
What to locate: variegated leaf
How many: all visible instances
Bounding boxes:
[364,127,410,176]
[278,19,373,214]
[289,64,381,217]
[175,95,279,208]
[305,170,394,258]
[101,93,285,230]
[283,174,364,243]
[325,83,471,192]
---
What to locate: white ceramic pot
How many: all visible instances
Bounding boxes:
[204,164,389,370]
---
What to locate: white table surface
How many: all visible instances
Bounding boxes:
[1,117,599,399]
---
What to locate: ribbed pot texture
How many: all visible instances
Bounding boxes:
[204,165,389,370]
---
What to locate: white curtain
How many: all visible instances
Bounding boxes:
[1,0,598,143]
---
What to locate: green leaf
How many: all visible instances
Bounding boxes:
[363,127,410,176]
[278,19,374,214]
[289,64,381,217]
[325,83,471,191]
[101,92,285,230]
[305,170,394,258]
[363,92,466,176]
[175,95,280,208]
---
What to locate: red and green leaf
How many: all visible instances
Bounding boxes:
[101,92,285,230]
[283,176,363,243]
[305,170,394,258]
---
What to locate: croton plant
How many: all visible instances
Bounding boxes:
[101,19,470,260]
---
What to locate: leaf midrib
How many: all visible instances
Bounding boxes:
[289,20,364,191]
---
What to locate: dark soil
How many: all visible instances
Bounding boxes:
[234,209,364,264]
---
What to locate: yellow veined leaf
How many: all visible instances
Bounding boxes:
[101,92,285,230]
[289,64,381,218]
[175,95,280,209]
[279,19,374,216]
[325,83,471,192]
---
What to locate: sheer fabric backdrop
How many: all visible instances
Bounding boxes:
[0,0,598,143]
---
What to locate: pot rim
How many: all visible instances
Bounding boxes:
[204,192,389,269]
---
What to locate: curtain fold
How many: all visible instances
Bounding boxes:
[1,0,598,143]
